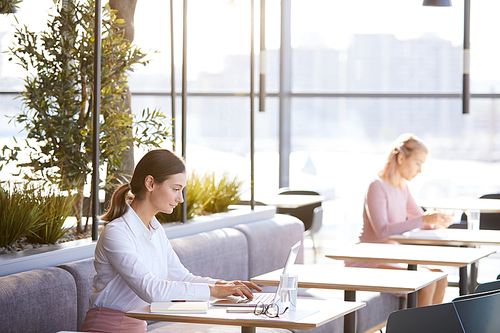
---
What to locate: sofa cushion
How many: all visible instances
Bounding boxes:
[234,215,305,279]
[171,227,249,281]
[355,291,400,333]
[0,266,78,333]
[57,258,96,331]
[300,288,400,333]
[291,318,343,333]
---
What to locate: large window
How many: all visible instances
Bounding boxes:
[2,0,500,244]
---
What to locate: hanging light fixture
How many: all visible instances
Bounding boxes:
[424,0,472,115]
[422,0,452,6]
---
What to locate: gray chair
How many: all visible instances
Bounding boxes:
[474,279,500,294]
[386,290,500,333]
[304,206,323,263]
[233,200,267,206]
[277,188,322,232]
[386,302,465,333]
[478,193,500,230]
[452,290,500,333]
[277,189,323,262]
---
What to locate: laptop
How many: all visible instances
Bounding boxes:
[212,240,301,307]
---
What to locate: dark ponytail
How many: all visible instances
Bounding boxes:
[100,149,186,222]
[100,184,132,222]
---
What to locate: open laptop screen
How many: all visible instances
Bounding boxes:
[212,240,301,307]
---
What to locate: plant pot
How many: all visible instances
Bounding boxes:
[0,206,276,277]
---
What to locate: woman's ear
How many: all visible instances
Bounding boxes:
[397,153,405,165]
[144,175,155,191]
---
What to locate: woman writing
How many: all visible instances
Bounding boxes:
[347,133,452,306]
[81,149,261,332]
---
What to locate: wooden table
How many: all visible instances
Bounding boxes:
[326,243,496,296]
[417,198,500,213]
[251,264,447,333]
[260,195,325,209]
[389,229,500,247]
[390,228,500,292]
[126,298,365,333]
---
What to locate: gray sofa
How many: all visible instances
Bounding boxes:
[0,214,400,333]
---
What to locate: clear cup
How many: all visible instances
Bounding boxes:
[466,209,480,231]
[279,274,298,311]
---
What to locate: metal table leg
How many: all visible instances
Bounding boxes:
[344,290,356,333]
[459,265,469,296]
[470,261,478,293]
[407,264,418,308]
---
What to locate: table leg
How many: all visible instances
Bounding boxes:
[470,262,478,293]
[407,264,417,271]
[241,326,256,333]
[459,266,469,296]
[344,290,356,333]
[406,264,418,308]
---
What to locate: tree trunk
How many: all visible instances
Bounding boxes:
[109,0,138,43]
[106,0,138,208]
[75,186,84,234]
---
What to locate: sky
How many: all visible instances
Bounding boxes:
[2,0,500,82]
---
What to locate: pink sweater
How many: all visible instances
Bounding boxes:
[346,178,424,268]
[359,177,424,244]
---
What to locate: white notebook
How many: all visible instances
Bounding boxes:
[150,301,208,314]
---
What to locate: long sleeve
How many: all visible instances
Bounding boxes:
[96,226,213,305]
[406,192,425,220]
[89,207,218,312]
[360,178,424,243]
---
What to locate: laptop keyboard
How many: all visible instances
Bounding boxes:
[236,293,275,305]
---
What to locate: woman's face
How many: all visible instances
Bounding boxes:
[150,172,187,214]
[397,150,427,182]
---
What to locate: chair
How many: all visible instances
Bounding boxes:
[278,189,320,197]
[232,200,267,206]
[385,302,465,333]
[474,279,500,294]
[277,189,323,261]
[447,211,468,229]
[304,206,323,263]
[478,193,500,230]
[277,188,322,231]
[452,290,500,333]
[386,291,500,333]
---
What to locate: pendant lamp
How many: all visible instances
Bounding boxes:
[422,0,452,6]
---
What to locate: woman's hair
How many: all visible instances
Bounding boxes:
[378,133,428,187]
[101,149,186,222]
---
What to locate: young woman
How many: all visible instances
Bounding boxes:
[346,134,452,307]
[81,149,261,333]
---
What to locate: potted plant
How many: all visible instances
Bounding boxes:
[157,171,243,223]
[0,0,171,234]
[0,182,78,252]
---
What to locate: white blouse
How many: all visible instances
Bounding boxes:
[89,205,218,312]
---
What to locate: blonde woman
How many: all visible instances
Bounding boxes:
[81,149,261,333]
[347,134,452,306]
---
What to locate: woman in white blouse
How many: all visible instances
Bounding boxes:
[81,149,261,333]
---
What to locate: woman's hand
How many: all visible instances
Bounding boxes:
[422,211,453,229]
[209,280,263,299]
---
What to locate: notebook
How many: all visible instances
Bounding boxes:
[150,301,208,313]
[212,240,301,307]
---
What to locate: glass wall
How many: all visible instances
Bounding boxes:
[2,0,500,244]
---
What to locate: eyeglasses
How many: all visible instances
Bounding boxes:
[253,302,288,318]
